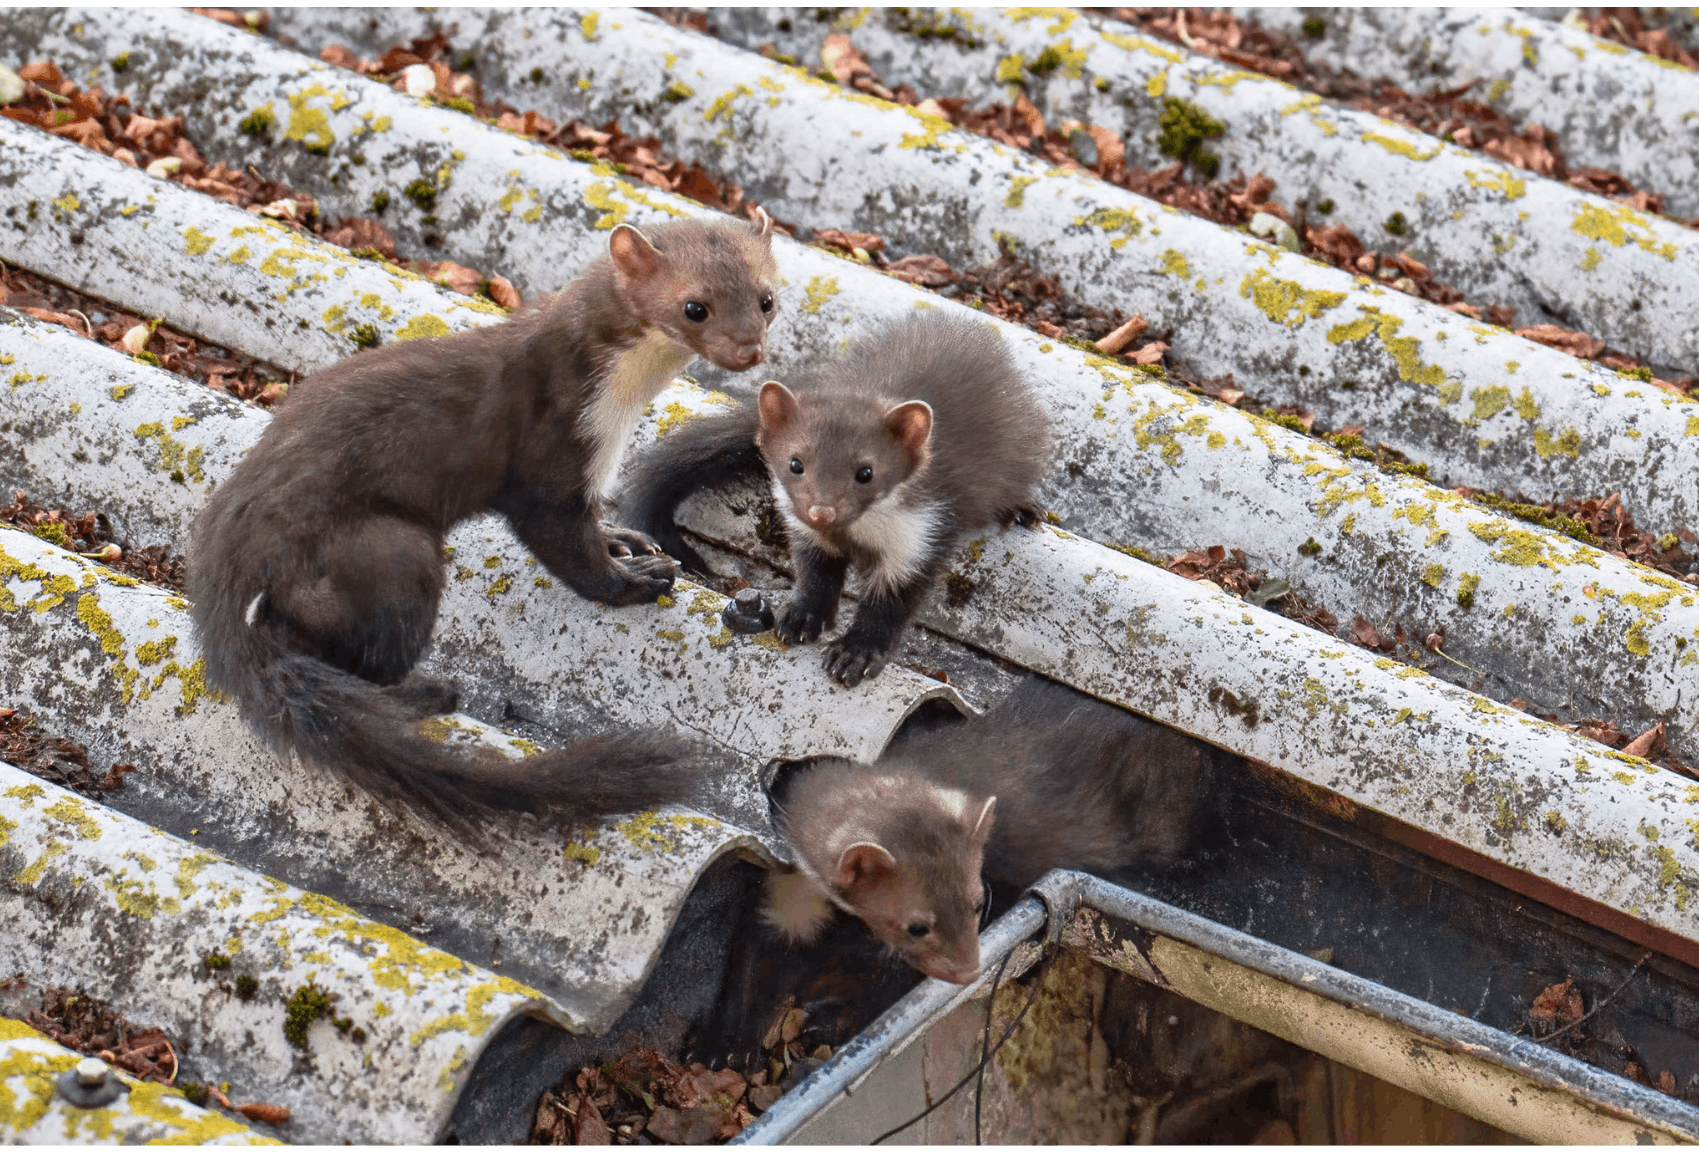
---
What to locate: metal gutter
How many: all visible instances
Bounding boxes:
[1247,6,1699,218]
[710,5,1699,376]
[736,870,1699,1145]
[0,759,570,1145]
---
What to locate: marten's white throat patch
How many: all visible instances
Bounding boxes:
[244,592,264,627]
[586,329,693,498]
[775,481,944,594]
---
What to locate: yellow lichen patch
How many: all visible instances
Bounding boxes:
[617,811,720,854]
[52,193,80,213]
[1159,249,1191,278]
[1533,427,1582,458]
[1239,268,1345,327]
[394,315,451,342]
[704,84,754,123]
[183,226,215,256]
[1360,128,1443,161]
[133,423,206,484]
[563,841,602,866]
[1420,564,1445,588]
[801,275,841,315]
[1463,168,1526,200]
[1325,308,1447,387]
[281,85,338,152]
[897,103,957,151]
[1145,72,1166,98]
[1512,387,1539,420]
[1004,175,1039,208]
[1470,385,1510,421]
[43,797,101,840]
[407,975,534,1048]
[1077,206,1143,248]
[1570,201,1679,260]
[1467,521,1595,572]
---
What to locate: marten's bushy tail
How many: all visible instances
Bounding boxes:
[619,405,763,577]
[193,586,702,843]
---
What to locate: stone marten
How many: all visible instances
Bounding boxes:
[621,313,1050,687]
[189,215,781,839]
[766,675,1221,983]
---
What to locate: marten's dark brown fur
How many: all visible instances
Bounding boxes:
[623,314,1050,687]
[189,216,780,838]
[768,676,1220,983]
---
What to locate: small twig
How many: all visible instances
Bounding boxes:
[1537,953,1652,1046]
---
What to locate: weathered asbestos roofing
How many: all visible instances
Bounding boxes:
[2,3,1698,1137]
[0,1018,275,1145]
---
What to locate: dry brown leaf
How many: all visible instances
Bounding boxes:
[486,274,522,309]
[1621,721,1666,760]
[1529,978,1584,1024]
[884,254,955,286]
[236,1102,290,1125]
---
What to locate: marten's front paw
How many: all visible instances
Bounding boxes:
[603,553,679,604]
[605,526,667,559]
[824,634,891,687]
[775,601,829,646]
[999,504,1044,530]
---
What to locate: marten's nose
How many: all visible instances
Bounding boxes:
[806,505,836,527]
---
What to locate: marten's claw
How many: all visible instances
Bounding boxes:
[824,637,889,687]
[606,526,667,559]
[775,602,828,646]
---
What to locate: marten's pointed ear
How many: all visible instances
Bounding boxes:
[836,841,897,892]
[882,400,934,462]
[608,223,663,280]
[758,380,801,434]
[968,796,997,843]
[750,205,774,242]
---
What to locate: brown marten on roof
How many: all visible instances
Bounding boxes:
[189,214,780,839]
[621,313,1050,687]
[766,675,1222,983]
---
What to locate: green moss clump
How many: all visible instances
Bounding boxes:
[30,522,73,549]
[132,351,161,367]
[1314,198,1335,215]
[1158,97,1225,177]
[1298,537,1322,557]
[111,51,131,72]
[529,66,545,83]
[1326,432,1377,462]
[234,974,259,1001]
[347,246,386,262]
[238,106,275,141]
[1466,490,1601,547]
[1615,364,1653,382]
[179,1080,209,1107]
[369,190,391,214]
[404,179,438,211]
[1382,461,1430,479]
[283,981,336,1051]
[201,951,232,971]
[1027,45,1066,74]
[350,323,380,350]
[1260,408,1309,435]
[441,95,475,115]
[662,81,695,103]
[1383,211,1408,236]
[1302,17,1325,37]
[944,572,974,606]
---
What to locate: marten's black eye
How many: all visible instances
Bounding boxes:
[907,922,930,938]
[790,457,805,475]
[855,466,873,485]
[683,301,708,323]
[759,294,774,314]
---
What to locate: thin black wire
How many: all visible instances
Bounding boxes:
[1536,951,1652,1046]
[871,944,1048,1145]
[974,948,1013,1146]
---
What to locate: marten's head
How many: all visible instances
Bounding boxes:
[772,762,994,985]
[607,212,780,372]
[753,381,933,544]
